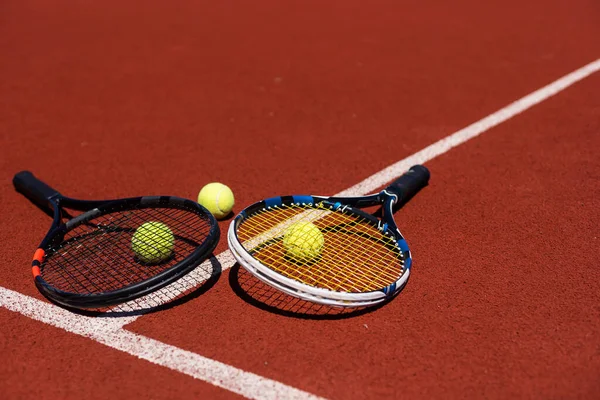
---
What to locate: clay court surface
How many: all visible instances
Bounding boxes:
[1,1,599,398]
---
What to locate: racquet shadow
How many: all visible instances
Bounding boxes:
[47,255,222,318]
[228,263,406,320]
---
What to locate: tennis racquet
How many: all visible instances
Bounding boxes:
[13,171,220,309]
[227,165,430,307]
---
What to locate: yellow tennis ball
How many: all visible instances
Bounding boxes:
[197,182,235,219]
[131,221,175,263]
[283,221,324,262]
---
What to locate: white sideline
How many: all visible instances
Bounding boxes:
[1,58,599,399]
[336,58,600,198]
[0,287,322,400]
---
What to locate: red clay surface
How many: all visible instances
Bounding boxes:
[0,307,242,400]
[1,0,599,398]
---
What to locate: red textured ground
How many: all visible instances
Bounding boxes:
[1,0,599,398]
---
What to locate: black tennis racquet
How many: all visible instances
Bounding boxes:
[13,171,220,309]
[228,165,430,307]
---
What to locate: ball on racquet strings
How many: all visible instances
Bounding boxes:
[197,182,235,219]
[283,221,325,262]
[131,221,175,263]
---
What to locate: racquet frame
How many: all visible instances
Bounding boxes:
[13,171,220,309]
[228,165,429,307]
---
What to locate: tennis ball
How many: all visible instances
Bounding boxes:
[197,182,235,219]
[283,221,325,262]
[131,221,175,264]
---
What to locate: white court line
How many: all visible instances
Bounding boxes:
[0,287,323,400]
[336,58,600,198]
[1,58,598,399]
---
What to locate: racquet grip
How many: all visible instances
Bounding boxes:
[13,171,60,208]
[384,165,430,204]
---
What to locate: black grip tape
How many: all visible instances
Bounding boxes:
[384,165,430,204]
[13,171,60,209]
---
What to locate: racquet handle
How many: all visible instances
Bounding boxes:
[13,171,60,209]
[385,165,430,204]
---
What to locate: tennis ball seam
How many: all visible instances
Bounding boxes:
[215,185,234,215]
[215,188,225,214]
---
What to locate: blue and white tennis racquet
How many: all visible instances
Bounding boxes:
[228,165,430,307]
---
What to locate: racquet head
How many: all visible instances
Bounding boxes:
[14,171,220,309]
[228,165,430,307]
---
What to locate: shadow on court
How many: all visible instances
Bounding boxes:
[228,263,406,320]
[49,255,222,318]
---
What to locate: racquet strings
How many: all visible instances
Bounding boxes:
[42,207,213,294]
[236,203,406,293]
[88,258,218,314]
